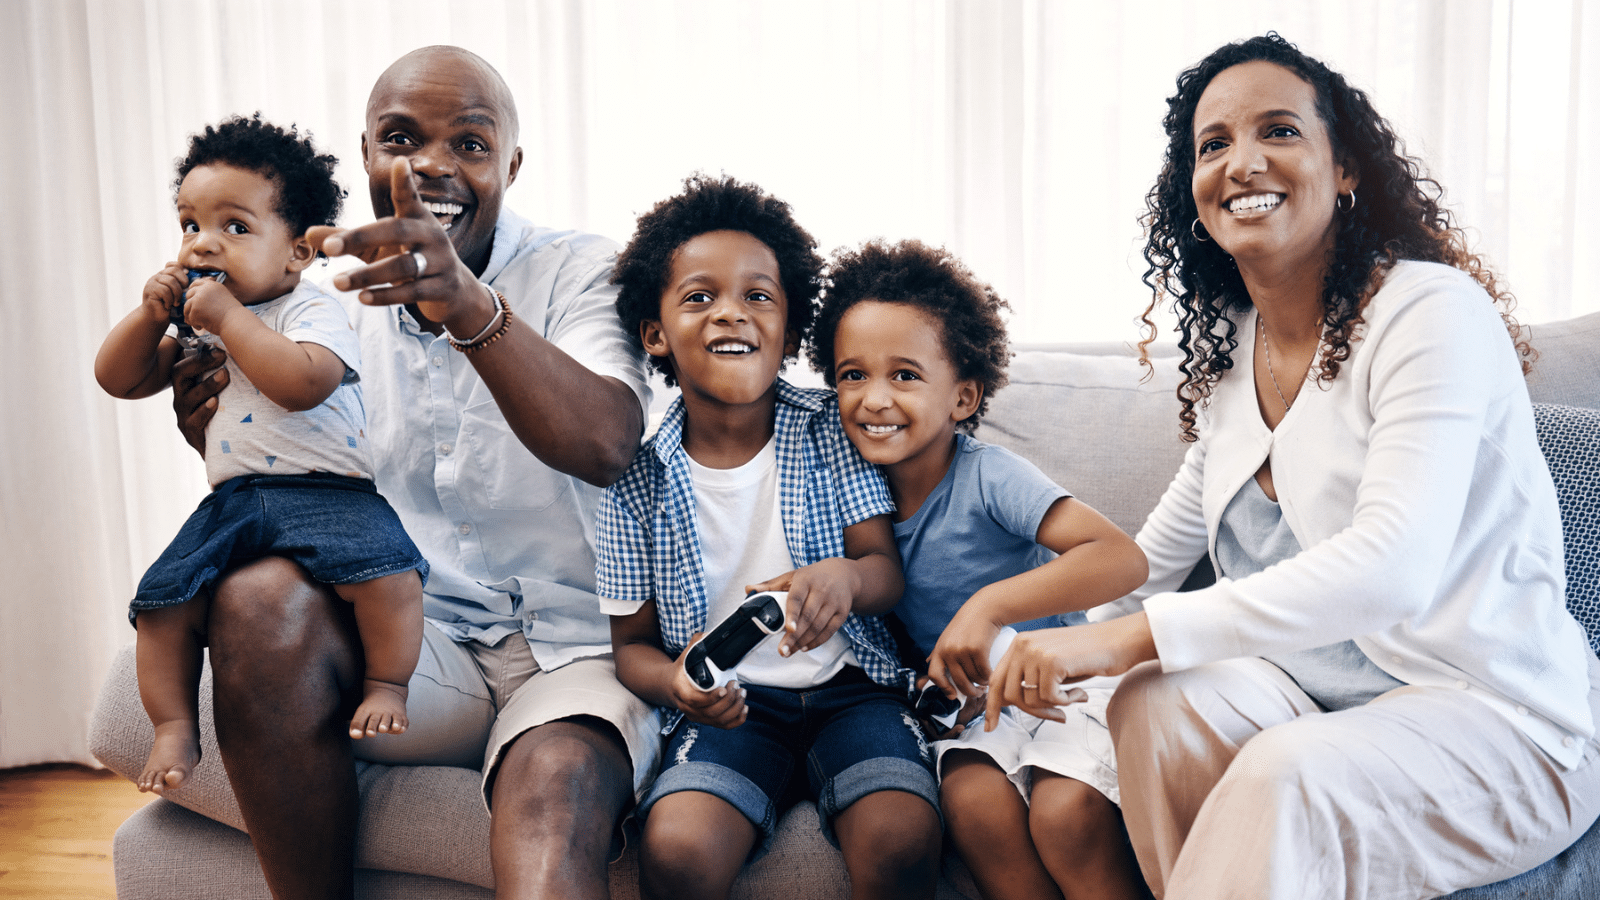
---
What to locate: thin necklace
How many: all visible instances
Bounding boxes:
[1258,316,1295,411]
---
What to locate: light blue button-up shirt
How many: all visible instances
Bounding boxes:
[344,207,650,669]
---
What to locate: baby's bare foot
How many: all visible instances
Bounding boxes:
[350,678,409,739]
[139,719,200,794]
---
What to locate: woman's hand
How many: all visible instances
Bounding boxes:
[669,636,748,730]
[308,157,496,339]
[984,612,1156,730]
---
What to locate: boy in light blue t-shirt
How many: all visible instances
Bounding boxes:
[811,239,1150,900]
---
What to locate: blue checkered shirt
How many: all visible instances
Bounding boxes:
[597,381,912,725]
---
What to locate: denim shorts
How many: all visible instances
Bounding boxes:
[130,472,428,623]
[639,667,939,856]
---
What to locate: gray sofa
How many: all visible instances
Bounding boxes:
[90,311,1600,898]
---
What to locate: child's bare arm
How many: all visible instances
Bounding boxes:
[96,264,187,399]
[930,497,1148,697]
[748,513,904,657]
[610,599,747,729]
[183,279,345,412]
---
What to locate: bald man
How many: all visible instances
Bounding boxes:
[171,46,657,899]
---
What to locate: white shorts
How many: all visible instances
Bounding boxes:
[933,681,1120,805]
[353,621,663,809]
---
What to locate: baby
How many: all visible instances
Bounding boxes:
[95,114,427,794]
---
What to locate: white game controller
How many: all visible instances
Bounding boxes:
[914,626,1019,730]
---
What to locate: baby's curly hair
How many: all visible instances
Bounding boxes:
[811,239,1010,434]
[1140,32,1528,441]
[175,113,344,235]
[613,174,823,388]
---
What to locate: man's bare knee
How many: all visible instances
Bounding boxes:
[492,718,632,823]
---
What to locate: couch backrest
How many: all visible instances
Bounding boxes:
[1525,311,1600,411]
[978,310,1599,540]
[973,344,1186,538]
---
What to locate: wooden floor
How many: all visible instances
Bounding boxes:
[0,763,154,900]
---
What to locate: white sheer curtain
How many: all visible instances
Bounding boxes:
[3,0,1595,768]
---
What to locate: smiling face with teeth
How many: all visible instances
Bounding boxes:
[362,48,523,277]
[1191,60,1358,290]
[642,230,798,417]
[832,301,979,497]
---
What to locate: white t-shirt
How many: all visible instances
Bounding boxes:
[688,436,858,688]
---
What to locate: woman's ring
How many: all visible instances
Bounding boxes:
[410,250,428,279]
[1019,681,1038,690]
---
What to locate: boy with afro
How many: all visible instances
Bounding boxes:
[598,175,942,900]
[812,239,1150,900]
[96,114,426,795]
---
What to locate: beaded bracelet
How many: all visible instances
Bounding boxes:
[447,285,513,354]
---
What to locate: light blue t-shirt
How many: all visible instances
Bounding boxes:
[892,433,1074,659]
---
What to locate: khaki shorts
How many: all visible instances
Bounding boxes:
[354,621,662,809]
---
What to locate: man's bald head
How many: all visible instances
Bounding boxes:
[368,46,519,145]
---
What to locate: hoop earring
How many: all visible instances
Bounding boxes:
[1191,218,1210,242]
[1337,190,1356,213]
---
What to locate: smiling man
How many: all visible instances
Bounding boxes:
[169,46,657,900]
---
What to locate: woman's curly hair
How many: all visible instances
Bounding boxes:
[176,113,343,235]
[1140,32,1529,441]
[613,173,823,388]
[810,239,1010,434]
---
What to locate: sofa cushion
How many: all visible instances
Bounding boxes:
[1534,403,1600,652]
[1525,312,1600,410]
[974,346,1186,538]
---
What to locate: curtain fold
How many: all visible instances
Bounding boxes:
[4,0,1596,767]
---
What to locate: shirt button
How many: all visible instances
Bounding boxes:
[439,443,453,456]
[1564,736,1577,748]
[1455,680,1469,690]
[1391,656,1403,665]
[1517,706,1530,716]
[529,612,539,621]
[458,523,472,535]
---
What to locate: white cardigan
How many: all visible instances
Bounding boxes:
[1093,260,1595,767]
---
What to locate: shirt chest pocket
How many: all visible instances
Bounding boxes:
[459,398,566,512]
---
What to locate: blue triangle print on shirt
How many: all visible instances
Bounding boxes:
[265,455,277,467]
[241,413,253,423]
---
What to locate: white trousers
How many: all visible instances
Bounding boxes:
[1108,658,1600,900]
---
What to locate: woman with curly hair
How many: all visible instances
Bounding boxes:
[983,33,1599,898]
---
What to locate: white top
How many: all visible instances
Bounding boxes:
[346,207,650,668]
[688,437,857,687]
[199,279,367,485]
[1092,260,1595,767]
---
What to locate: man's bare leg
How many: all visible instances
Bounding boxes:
[133,597,210,794]
[336,570,425,739]
[490,717,634,900]
[209,556,362,900]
